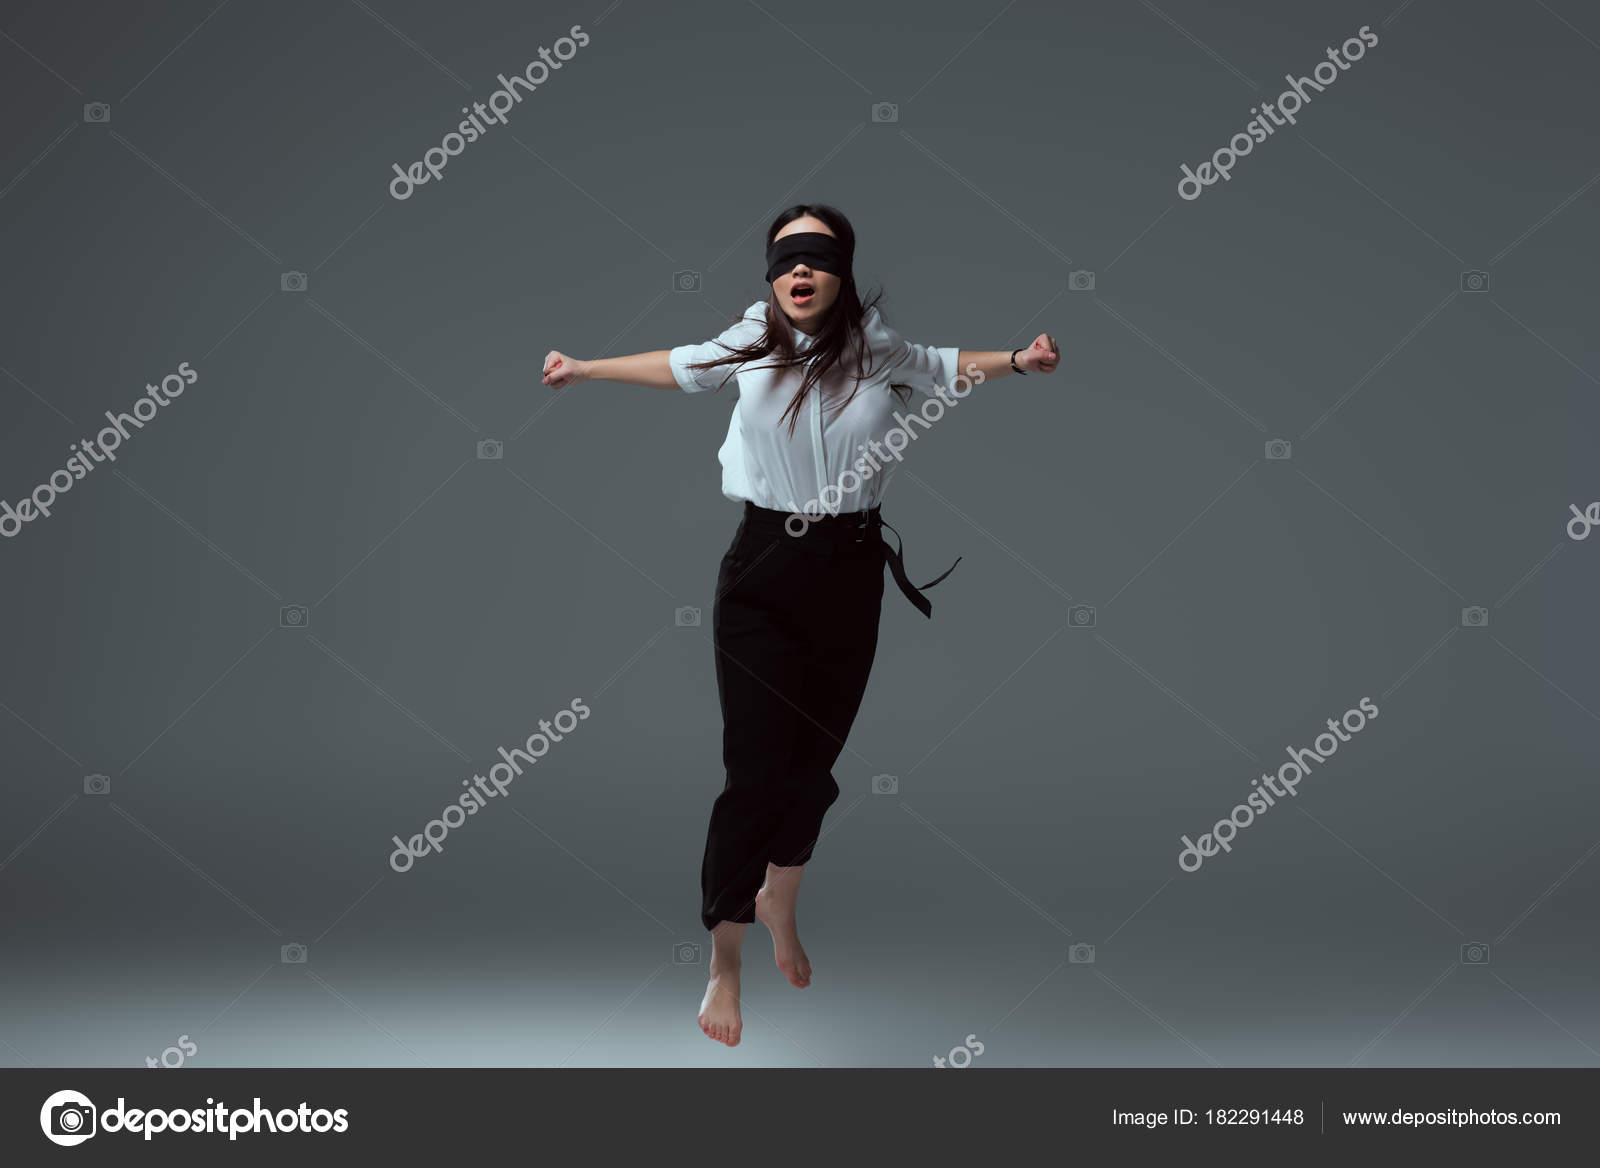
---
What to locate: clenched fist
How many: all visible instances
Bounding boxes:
[1014,333,1059,375]
[542,350,590,389]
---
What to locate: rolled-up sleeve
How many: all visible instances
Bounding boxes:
[868,309,959,396]
[668,302,767,392]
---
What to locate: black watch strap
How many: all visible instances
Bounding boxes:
[1010,348,1027,375]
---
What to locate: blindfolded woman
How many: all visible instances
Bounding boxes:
[543,203,1059,1046]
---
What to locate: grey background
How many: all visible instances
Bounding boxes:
[1,0,1596,1068]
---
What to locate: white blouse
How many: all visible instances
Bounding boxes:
[668,301,959,516]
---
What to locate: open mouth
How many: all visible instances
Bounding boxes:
[790,283,814,305]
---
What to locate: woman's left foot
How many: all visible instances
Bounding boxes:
[755,883,811,988]
[698,964,743,1046]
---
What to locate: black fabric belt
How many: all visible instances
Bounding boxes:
[740,502,961,618]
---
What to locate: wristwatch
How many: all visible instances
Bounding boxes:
[1009,348,1027,375]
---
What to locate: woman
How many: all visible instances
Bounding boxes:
[542,204,1059,1047]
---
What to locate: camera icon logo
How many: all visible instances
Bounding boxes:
[1460,941,1490,965]
[281,942,308,964]
[871,773,898,795]
[83,102,111,124]
[1459,270,1490,293]
[672,269,701,292]
[1265,438,1292,460]
[1068,942,1096,964]
[280,270,308,293]
[1067,604,1096,628]
[41,1089,97,1146]
[1068,270,1095,292]
[476,438,503,460]
[83,773,110,795]
[675,606,701,627]
[673,941,701,964]
[871,101,899,123]
[1461,606,1489,628]
[279,605,309,629]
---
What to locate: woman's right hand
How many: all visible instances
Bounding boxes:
[542,350,590,389]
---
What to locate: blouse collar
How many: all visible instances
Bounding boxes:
[766,300,872,353]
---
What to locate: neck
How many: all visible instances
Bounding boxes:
[789,308,829,337]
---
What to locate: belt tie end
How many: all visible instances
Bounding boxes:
[879,519,960,619]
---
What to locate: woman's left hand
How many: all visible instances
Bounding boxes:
[1017,332,1059,375]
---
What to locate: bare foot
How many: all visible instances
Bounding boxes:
[698,964,742,1046]
[756,879,811,988]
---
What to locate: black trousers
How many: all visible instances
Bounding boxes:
[699,503,887,931]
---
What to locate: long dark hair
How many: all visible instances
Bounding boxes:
[686,203,911,436]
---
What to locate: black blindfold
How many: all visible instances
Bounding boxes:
[764,232,849,283]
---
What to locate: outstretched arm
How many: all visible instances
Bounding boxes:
[543,305,766,393]
[879,313,1060,393]
[957,333,1059,382]
[542,350,677,391]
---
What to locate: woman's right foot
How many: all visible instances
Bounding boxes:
[698,964,743,1046]
[755,884,812,988]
